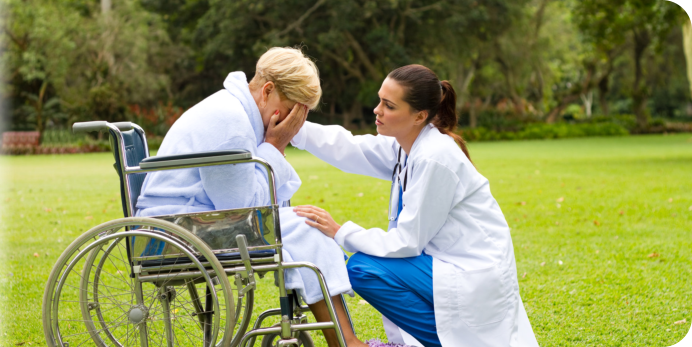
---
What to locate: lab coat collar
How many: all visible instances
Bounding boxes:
[407,123,434,158]
[223,71,265,146]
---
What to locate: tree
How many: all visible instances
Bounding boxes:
[1,0,80,139]
[574,0,684,127]
[142,0,522,128]
[1,0,179,138]
[682,18,692,100]
[60,0,178,123]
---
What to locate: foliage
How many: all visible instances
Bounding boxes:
[39,129,88,146]
[460,122,629,141]
[573,0,686,127]
[57,0,179,123]
[1,0,180,140]
[0,0,81,135]
[141,0,524,126]
[1,0,691,134]
[129,101,184,137]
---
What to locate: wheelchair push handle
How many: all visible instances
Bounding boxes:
[73,121,133,133]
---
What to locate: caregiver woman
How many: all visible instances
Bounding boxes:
[292,65,540,347]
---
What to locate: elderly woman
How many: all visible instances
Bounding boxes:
[136,47,368,347]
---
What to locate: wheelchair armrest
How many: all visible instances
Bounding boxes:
[139,150,252,169]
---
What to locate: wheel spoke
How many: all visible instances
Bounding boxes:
[46,221,234,347]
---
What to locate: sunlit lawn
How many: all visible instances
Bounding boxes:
[1,134,691,346]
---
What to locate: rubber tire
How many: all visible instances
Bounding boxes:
[229,289,254,347]
[42,217,236,347]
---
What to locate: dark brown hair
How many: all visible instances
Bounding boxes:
[388,64,471,162]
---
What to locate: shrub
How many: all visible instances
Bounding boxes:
[459,122,629,142]
[146,136,164,151]
[649,118,666,127]
[129,102,184,137]
[43,128,111,152]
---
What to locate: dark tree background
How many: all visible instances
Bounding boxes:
[1,0,689,141]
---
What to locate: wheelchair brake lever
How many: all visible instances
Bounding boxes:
[235,235,257,297]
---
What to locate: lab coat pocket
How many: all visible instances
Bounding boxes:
[458,265,511,327]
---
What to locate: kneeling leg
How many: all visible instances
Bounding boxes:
[347,252,442,347]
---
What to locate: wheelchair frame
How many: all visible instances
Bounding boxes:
[45,121,355,347]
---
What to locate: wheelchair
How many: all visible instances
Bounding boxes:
[42,121,356,347]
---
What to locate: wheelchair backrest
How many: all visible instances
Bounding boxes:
[111,128,148,217]
[92,120,284,251]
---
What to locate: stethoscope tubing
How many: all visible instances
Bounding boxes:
[392,146,408,192]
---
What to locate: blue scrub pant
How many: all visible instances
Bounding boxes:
[347,252,442,347]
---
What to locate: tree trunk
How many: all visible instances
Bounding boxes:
[632,28,651,128]
[36,80,48,145]
[546,63,595,123]
[342,105,351,128]
[455,63,476,108]
[530,0,548,115]
[495,53,523,115]
[598,74,610,116]
[353,101,364,129]
[101,0,111,14]
[535,67,545,115]
[546,104,566,123]
[580,91,593,118]
[469,97,478,129]
[343,100,363,129]
[682,19,692,99]
[546,93,581,123]
[329,102,336,125]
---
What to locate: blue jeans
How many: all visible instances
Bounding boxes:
[347,252,442,347]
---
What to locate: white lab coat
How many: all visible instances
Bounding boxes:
[292,122,540,347]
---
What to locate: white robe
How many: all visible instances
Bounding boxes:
[136,72,352,305]
[292,122,540,346]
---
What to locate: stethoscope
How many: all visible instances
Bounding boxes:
[388,147,408,221]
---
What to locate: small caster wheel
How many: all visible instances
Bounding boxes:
[260,326,314,347]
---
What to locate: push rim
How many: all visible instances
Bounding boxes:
[42,217,235,347]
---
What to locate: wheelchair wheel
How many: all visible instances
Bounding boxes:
[230,288,254,347]
[260,325,314,347]
[42,217,235,347]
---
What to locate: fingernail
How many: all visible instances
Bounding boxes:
[275,110,279,115]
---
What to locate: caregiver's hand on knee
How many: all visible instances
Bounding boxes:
[264,103,308,155]
[293,205,340,238]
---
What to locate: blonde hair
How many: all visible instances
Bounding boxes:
[249,47,322,110]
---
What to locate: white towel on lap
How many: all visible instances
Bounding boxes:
[279,207,353,304]
[135,206,353,305]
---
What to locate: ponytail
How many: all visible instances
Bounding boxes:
[436,81,471,162]
[388,65,472,163]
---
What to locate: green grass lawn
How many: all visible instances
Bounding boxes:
[1,134,691,346]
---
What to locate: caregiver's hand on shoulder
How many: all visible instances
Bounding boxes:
[265,103,308,155]
[294,205,341,239]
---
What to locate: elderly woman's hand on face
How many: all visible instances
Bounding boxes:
[264,103,308,155]
[293,205,341,239]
